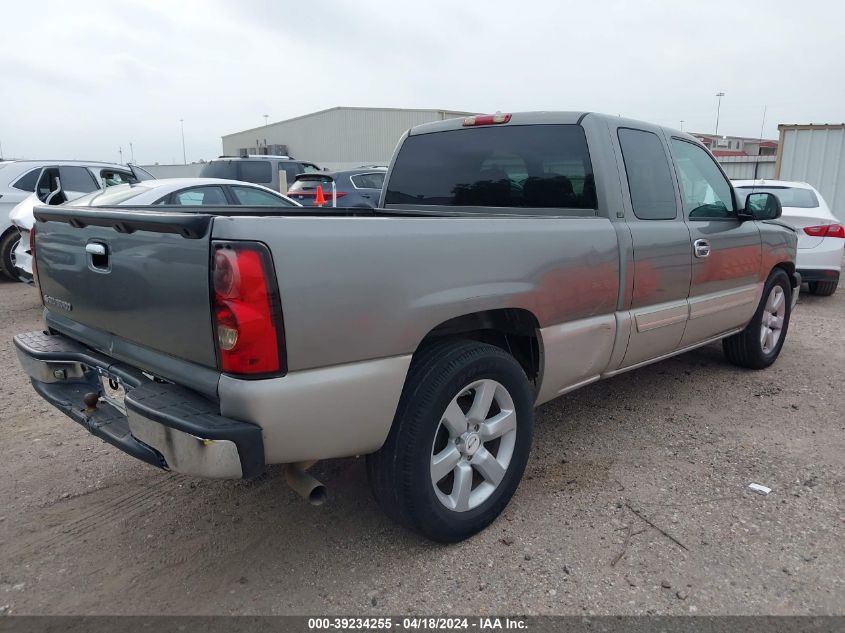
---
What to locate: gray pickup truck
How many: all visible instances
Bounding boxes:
[15,112,798,542]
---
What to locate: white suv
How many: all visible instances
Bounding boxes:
[0,160,153,281]
[734,180,843,296]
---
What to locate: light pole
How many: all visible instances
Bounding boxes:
[118,146,123,163]
[263,114,269,126]
[680,120,685,132]
[129,142,135,164]
[180,119,187,165]
[714,92,725,136]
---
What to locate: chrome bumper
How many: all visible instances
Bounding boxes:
[13,331,264,479]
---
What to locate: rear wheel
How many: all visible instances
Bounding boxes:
[367,340,533,542]
[723,269,792,369]
[808,280,838,296]
[0,230,21,282]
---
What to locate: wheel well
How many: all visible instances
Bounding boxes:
[416,309,541,382]
[773,261,797,287]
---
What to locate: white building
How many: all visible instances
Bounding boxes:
[221,106,475,171]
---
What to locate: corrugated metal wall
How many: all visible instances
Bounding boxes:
[139,163,204,178]
[718,156,777,180]
[221,107,473,169]
[776,124,845,221]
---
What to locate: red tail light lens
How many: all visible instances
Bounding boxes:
[804,224,845,238]
[286,191,347,200]
[211,242,286,376]
[825,223,845,238]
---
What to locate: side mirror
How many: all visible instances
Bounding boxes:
[740,191,781,221]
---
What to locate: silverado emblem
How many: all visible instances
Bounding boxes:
[43,295,72,312]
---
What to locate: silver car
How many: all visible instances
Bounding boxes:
[0,160,153,280]
[11,178,300,282]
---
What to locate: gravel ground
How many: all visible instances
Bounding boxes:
[0,278,843,616]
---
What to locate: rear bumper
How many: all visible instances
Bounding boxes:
[797,268,840,284]
[13,331,264,479]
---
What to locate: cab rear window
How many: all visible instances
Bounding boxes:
[384,125,597,213]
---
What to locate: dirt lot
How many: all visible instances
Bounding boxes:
[0,278,842,616]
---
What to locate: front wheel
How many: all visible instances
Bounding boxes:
[723,269,792,369]
[367,340,534,542]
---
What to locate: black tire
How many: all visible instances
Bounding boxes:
[0,230,21,282]
[367,339,533,542]
[723,269,792,369]
[808,280,838,296]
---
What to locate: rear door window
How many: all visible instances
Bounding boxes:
[351,173,386,189]
[238,161,272,183]
[171,186,228,206]
[384,124,597,213]
[231,185,294,206]
[59,166,99,194]
[618,128,677,220]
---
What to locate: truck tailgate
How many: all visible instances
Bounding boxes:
[33,207,217,368]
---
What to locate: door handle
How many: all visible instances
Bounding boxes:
[694,239,711,258]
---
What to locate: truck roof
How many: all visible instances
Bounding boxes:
[408,111,694,141]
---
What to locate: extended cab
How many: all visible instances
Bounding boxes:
[15,112,799,542]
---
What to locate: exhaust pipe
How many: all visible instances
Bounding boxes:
[285,461,327,506]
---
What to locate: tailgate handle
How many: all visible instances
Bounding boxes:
[85,241,110,271]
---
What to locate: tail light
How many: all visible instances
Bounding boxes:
[463,113,512,126]
[211,241,286,376]
[287,191,346,202]
[804,224,845,238]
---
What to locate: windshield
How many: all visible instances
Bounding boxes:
[70,183,152,206]
[735,186,818,208]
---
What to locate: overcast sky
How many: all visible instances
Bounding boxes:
[1,0,843,164]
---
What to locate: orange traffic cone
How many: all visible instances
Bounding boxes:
[314,184,326,206]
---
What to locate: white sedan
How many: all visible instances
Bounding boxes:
[734,180,843,296]
[10,178,300,282]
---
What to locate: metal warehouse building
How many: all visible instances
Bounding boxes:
[221,106,474,171]
[776,123,845,221]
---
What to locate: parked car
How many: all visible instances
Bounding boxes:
[15,111,798,542]
[287,169,386,208]
[10,178,300,282]
[0,160,153,280]
[199,156,321,194]
[733,180,842,296]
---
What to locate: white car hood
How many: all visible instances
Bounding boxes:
[9,193,38,231]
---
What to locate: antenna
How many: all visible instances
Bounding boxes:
[753,105,767,181]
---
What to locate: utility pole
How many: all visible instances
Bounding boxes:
[714,92,725,136]
[129,142,135,164]
[180,119,187,165]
